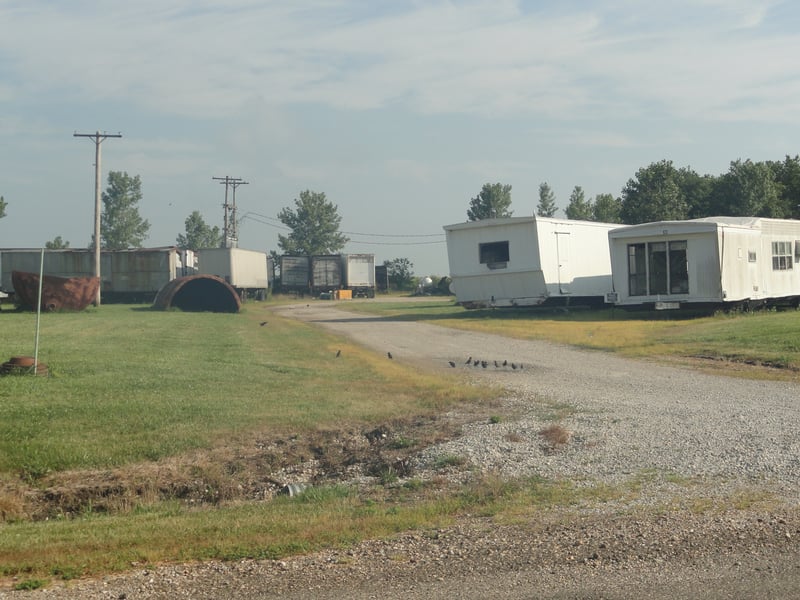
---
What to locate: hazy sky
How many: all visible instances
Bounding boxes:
[2,0,799,275]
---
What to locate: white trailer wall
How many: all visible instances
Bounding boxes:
[608,217,800,307]
[197,248,268,290]
[444,216,616,307]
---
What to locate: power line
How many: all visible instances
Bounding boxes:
[240,212,445,241]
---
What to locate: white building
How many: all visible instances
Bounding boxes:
[608,217,800,309]
[443,216,617,308]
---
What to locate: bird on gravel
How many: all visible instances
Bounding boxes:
[448,361,456,368]
[260,321,268,326]
[494,360,499,368]
[511,363,517,370]
[481,360,488,368]
[387,352,393,359]
[502,359,508,367]
[465,356,472,364]
[335,349,341,358]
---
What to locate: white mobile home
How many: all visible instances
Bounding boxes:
[608,217,800,309]
[444,216,617,308]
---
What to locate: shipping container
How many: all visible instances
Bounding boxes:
[311,255,343,292]
[375,264,389,292]
[0,247,180,303]
[342,253,376,297]
[279,255,310,292]
[197,247,268,299]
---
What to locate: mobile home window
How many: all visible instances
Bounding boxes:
[627,240,688,296]
[628,244,647,296]
[668,241,689,293]
[479,241,509,266]
[772,241,793,271]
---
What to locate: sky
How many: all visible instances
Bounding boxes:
[1,0,800,276]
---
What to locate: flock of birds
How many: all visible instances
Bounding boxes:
[334,349,525,371]
[450,356,525,371]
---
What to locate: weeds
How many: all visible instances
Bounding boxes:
[539,424,571,452]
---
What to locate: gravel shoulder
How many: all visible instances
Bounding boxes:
[8,300,800,599]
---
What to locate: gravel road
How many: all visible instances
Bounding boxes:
[8,300,800,599]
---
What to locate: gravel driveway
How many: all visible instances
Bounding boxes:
[10,300,800,599]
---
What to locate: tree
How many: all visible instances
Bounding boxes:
[564,186,593,220]
[0,195,6,219]
[277,190,349,256]
[766,155,800,219]
[176,210,222,250]
[680,169,716,218]
[536,182,557,217]
[620,160,688,224]
[466,182,513,221]
[592,193,622,223]
[383,257,414,290]
[709,160,782,217]
[45,236,70,249]
[100,171,150,249]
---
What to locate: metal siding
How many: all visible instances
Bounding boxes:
[444,217,615,306]
[280,255,310,288]
[343,254,375,288]
[311,255,343,289]
[198,248,268,289]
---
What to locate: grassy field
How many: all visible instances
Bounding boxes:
[1,298,798,587]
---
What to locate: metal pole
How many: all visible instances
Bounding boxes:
[74,131,122,306]
[34,248,44,372]
[93,132,102,305]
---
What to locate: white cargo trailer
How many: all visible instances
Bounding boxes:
[197,247,268,299]
[608,216,800,309]
[444,216,617,308]
[342,254,376,297]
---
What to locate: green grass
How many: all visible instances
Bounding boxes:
[0,304,481,476]
[1,298,798,585]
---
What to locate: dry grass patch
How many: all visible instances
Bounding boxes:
[539,424,571,452]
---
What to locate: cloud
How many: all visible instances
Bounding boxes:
[2,0,800,125]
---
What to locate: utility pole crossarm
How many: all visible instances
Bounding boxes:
[212,175,249,248]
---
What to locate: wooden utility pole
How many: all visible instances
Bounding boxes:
[212,176,248,248]
[74,130,122,306]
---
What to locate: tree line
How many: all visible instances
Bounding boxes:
[467,156,800,224]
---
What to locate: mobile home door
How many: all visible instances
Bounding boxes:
[555,231,571,294]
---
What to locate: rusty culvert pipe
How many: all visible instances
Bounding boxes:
[152,275,241,313]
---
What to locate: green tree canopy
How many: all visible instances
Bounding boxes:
[100,171,150,249]
[466,182,513,221]
[277,190,349,256]
[176,210,222,250]
[0,195,6,219]
[620,160,688,224]
[592,193,622,223]
[708,159,782,218]
[45,236,70,249]
[536,182,557,217]
[767,155,800,219]
[564,186,593,220]
[383,257,414,290]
